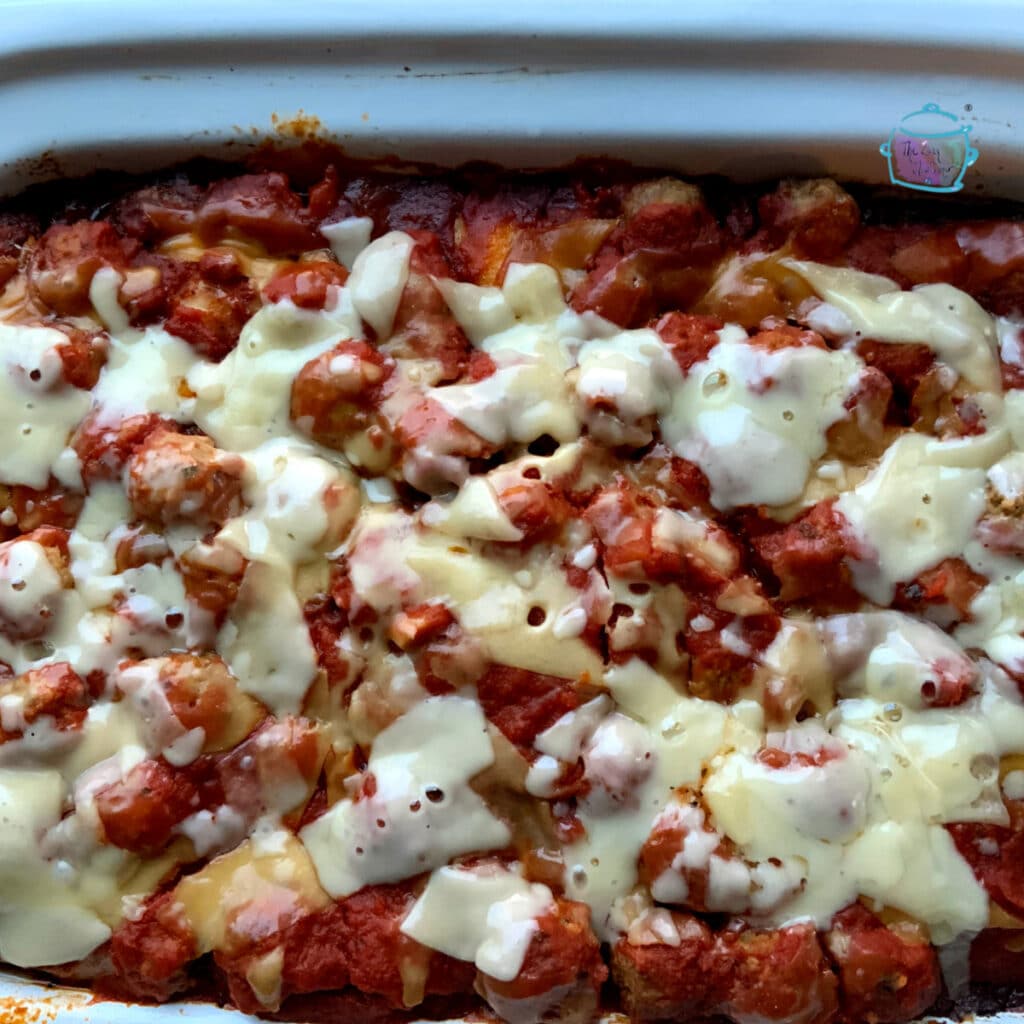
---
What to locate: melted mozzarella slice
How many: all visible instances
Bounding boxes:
[837,431,998,603]
[301,696,509,897]
[661,326,863,509]
[785,258,1001,390]
[347,231,414,339]
[401,863,553,981]
[561,659,760,939]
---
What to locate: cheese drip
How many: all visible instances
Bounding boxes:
[344,502,605,682]
[785,258,1001,390]
[0,323,92,489]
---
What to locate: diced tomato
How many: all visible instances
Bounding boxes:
[464,350,497,382]
[476,664,581,750]
[757,746,840,770]
[586,480,739,591]
[388,602,454,651]
[496,479,569,544]
[306,165,341,222]
[94,759,201,854]
[303,593,354,688]
[749,322,828,351]
[824,904,941,1024]
[264,260,349,309]
[408,621,486,697]
[394,397,494,462]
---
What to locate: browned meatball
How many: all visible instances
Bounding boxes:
[126,429,245,526]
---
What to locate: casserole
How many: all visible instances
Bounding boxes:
[4,2,1024,1024]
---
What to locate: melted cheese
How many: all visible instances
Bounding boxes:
[189,297,360,453]
[704,662,1024,942]
[0,206,1021,990]
[661,327,863,509]
[0,485,208,678]
[320,216,374,270]
[562,658,760,939]
[433,264,683,452]
[0,540,65,630]
[174,832,329,954]
[0,323,92,488]
[823,611,979,709]
[400,863,553,982]
[347,231,414,339]
[837,431,998,603]
[216,562,316,714]
[300,696,509,896]
[785,259,1001,390]
[344,505,605,682]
